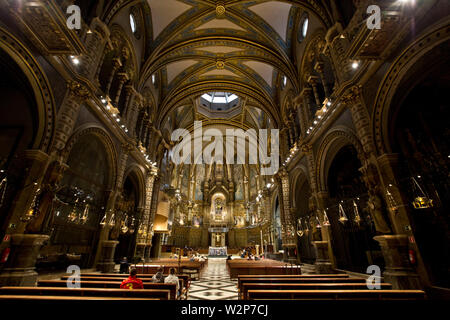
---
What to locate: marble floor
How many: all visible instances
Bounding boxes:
[188,257,238,300]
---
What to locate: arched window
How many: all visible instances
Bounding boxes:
[297,12,309,43]
[129,13,137,34]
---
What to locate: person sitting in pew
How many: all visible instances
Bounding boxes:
[120,268,144,290]
[164,268,179,297]
[152,266,165,283]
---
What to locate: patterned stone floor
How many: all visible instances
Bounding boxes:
[188,257,238,300]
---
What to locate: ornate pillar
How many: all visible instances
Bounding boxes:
[343,86,375,156]
[127,98,142,138]
[314,192,335,273]
[294,89,311,138]
[105,58,122,96]
[95,145,131,272]
[121,85,132,119]
[136,168,158,262]
[343,86,393,233]
[374,235,422,289]
[80,17,110,80]
[314,61,331,98]
[277,169,297,263]
[51,81,90,154]
[0,234,49,286]
[376,153,429,287]
[113,72,129,106]
[307,75,322,108]
[4,150,50,235]
[302,144,335,272]
[325,22,351,82]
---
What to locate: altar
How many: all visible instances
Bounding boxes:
[209,246,227,257]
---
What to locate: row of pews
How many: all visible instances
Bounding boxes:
[0,272,191,301]
[227,259,302,279]
[135,259,206,280]
[236,274,426,300]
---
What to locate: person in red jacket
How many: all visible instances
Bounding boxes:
[120,268,144,289]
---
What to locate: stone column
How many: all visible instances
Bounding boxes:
[127,99,142,138]
[374,235,422,289]
[277,169,297,263]
[105,58,122,96]
[312,241,334,274]
[137,168,158,262]
[324,22,351,82]
[294,89,312,137]
[301,144,336,270]
[307,75,322,108]
[343,86,375,156]
[134,207,146,261]
[314,192,336,272]
[314,61,331,98]
[122,85,134,120]
[376,153,430,287]
[51,81,90,154]
[96,240,119,273]
[0,234,49,286]
[94,146,131,270]
[5,150,50,234]
[80,17,110,81]
[113,72,129,106]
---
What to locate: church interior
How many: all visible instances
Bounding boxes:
[0,0,449,304]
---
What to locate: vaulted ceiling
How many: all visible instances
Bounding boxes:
[106,0,333,132]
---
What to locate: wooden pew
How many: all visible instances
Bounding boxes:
[135,264,202,280]
[0,287,170,300]
[38,280,178,300]
[237,274,349,278]
[60,275,190,295]
[237,277,366,293]
[247,289,426,300]
[0,295,159,301]
[229,265,302,278]
[240,283,392,300]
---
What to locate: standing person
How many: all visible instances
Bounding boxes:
[164,267,180,297]
[119,257,129,274]
[152,266,165,283]
[120,268,144,289]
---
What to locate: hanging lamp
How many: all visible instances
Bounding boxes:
[338,203,348,223]
[68,198,79,222]
[296,218,304,237]
[121,215,129,233]
[80,204,89,224]
[411,177,433,209]
[322,209,331,226]
[353,200,361,225]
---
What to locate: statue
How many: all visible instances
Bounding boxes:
[366,188,391,234]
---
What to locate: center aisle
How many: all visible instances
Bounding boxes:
[188,258,238,300]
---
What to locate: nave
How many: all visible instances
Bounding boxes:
[0,0,448,307]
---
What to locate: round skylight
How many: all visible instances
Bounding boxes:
[201,92,238,104]
[200,92,239,111]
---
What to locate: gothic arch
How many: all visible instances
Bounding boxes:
[289,164,309,208]
[373,18,450,155]
[62,124,118,190]
[123,163,147,209]
[0,27,56,152]
[315,126,364,193]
